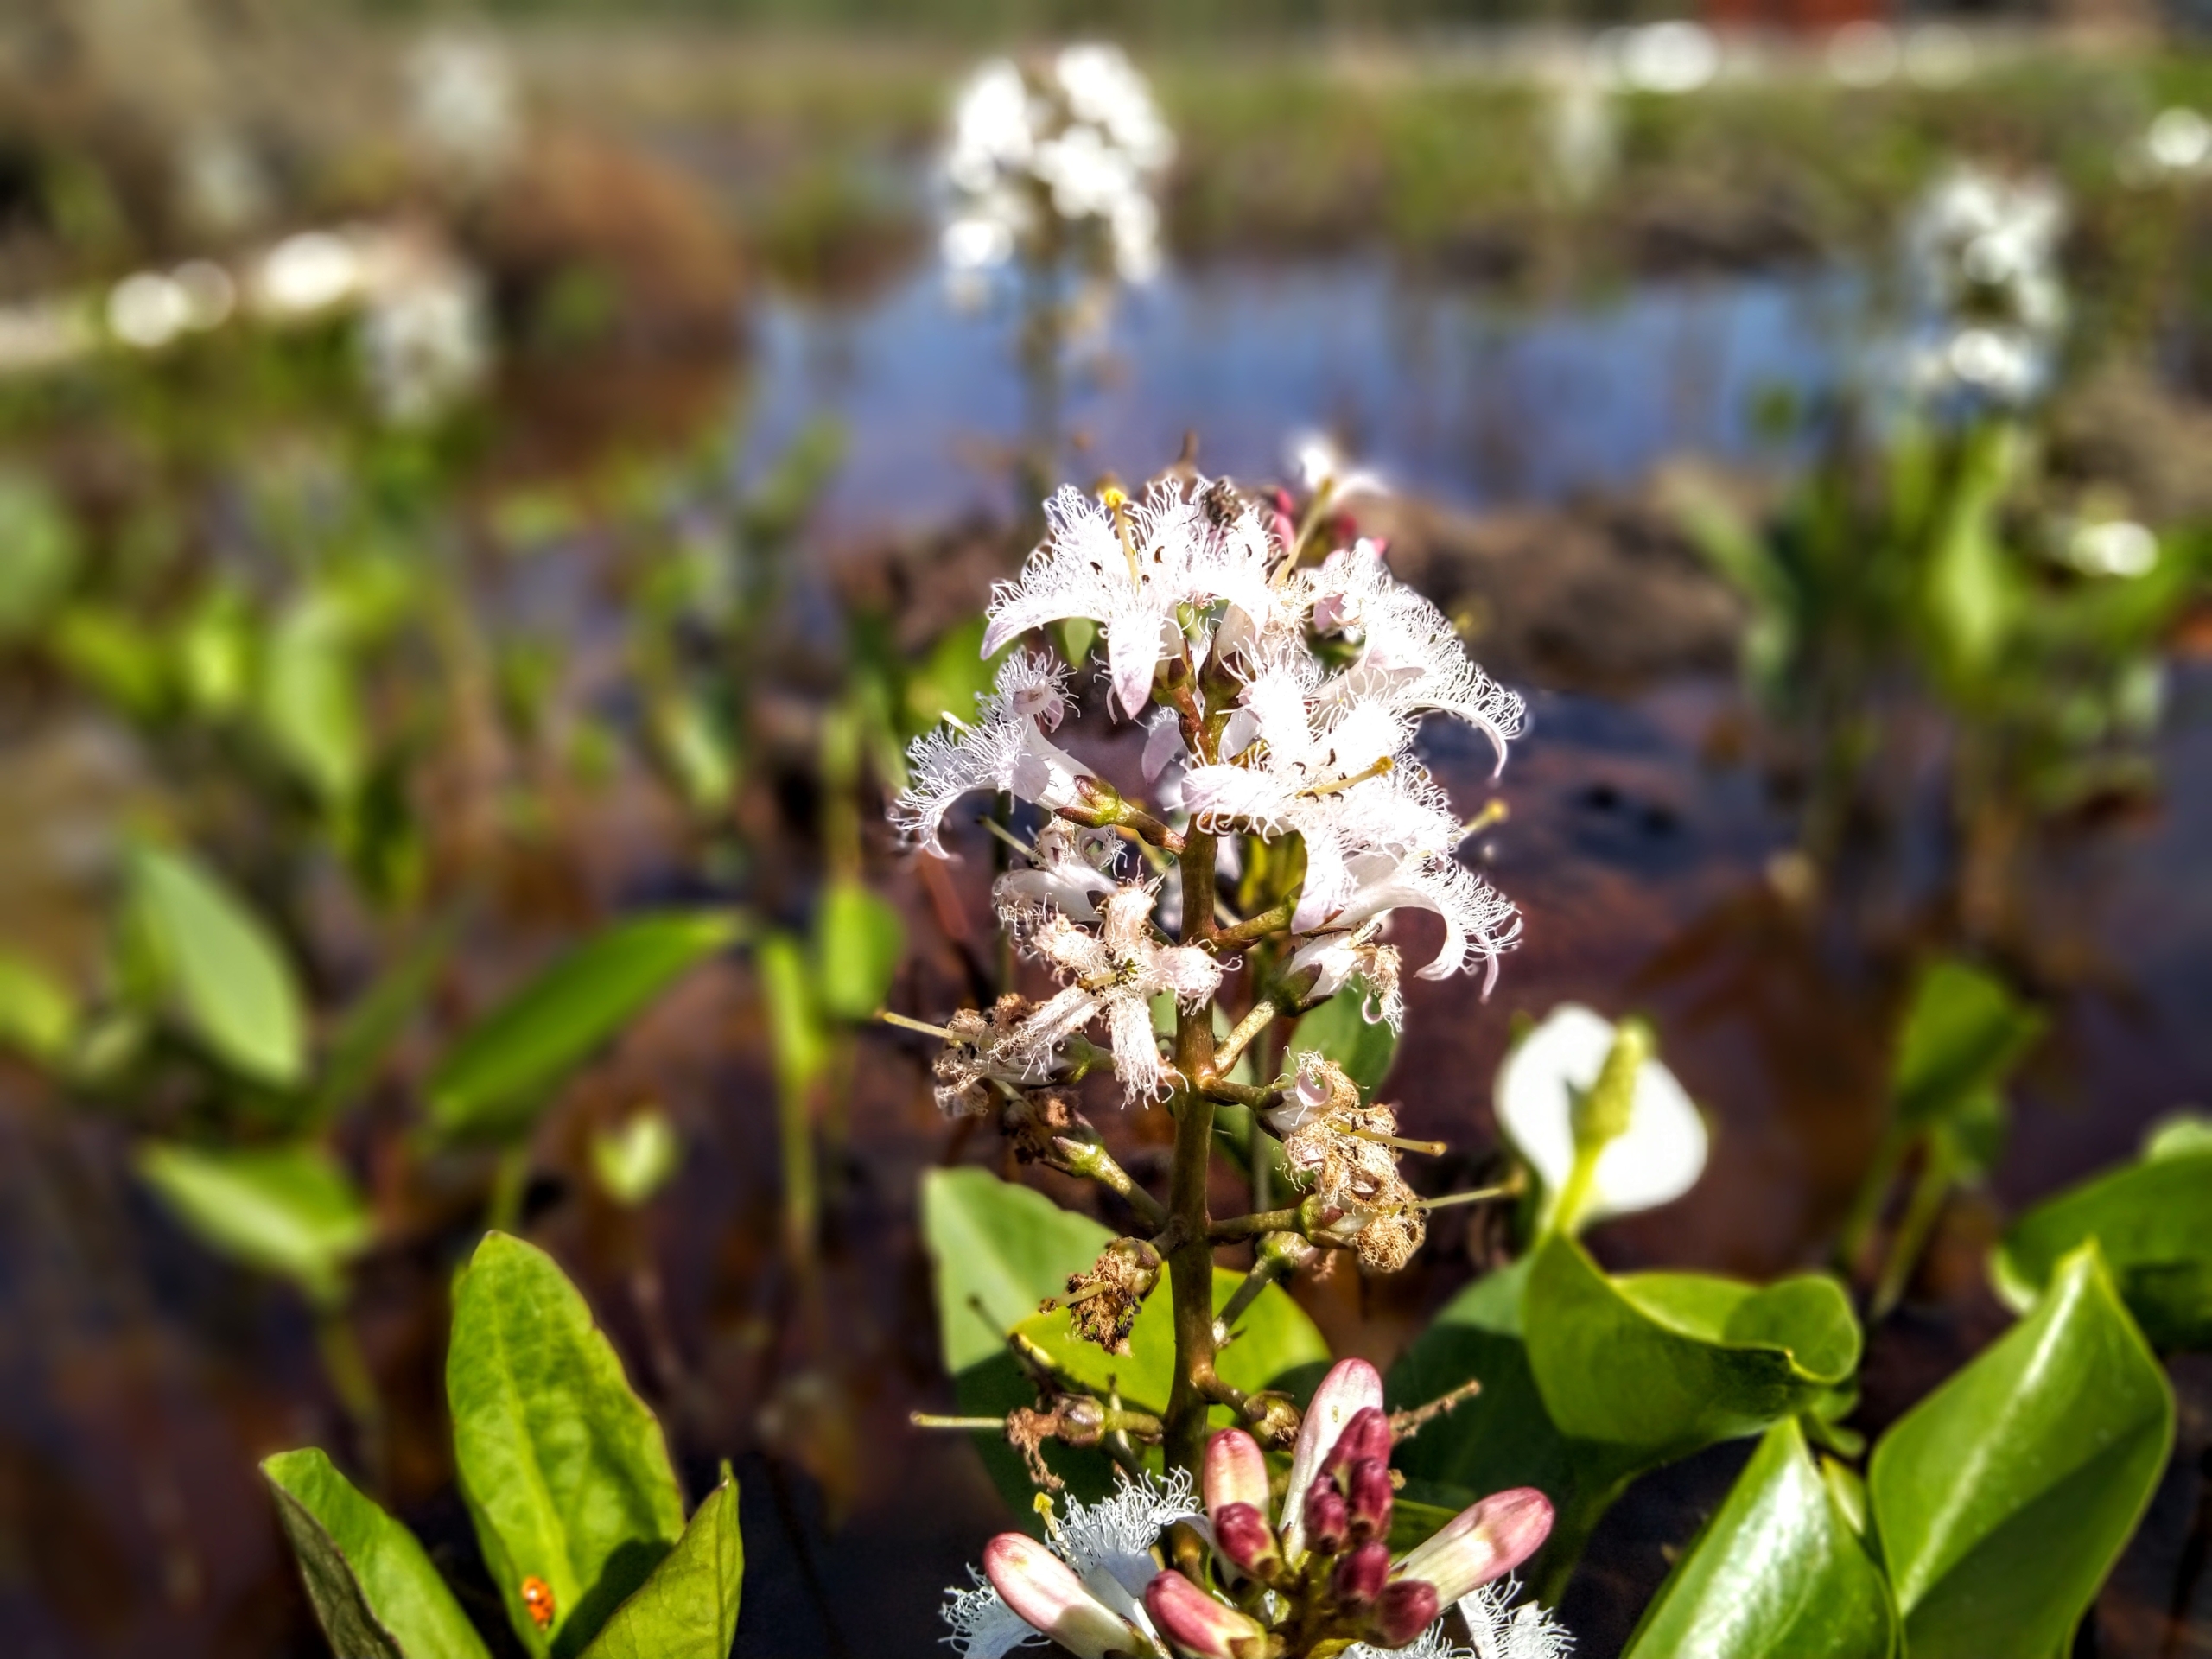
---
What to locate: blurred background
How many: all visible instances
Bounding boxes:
[1,0,2209,1654]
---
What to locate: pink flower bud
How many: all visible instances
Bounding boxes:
[1393,1486,1555,1605]
[1143,1569,1267,1659]
[1345,1457,1393,1544]
[1331,1540,1390,1610]
[1305,1478,1350,1557]
[1213,1502,1281,1580]
[1322,1407,1393,1478]
[1204,1429,1270,1521]
[982,1535,1141,1659]
[1280,1357,1383,1560]
[1367,1578,1440,1648]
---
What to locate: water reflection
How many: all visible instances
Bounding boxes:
[747,259,1853,535]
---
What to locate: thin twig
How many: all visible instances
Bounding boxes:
[1389,1378,1484,1442]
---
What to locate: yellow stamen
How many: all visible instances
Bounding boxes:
[1299,754,1395,799]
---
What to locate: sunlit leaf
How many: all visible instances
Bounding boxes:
[1870,1243,2173,1659]
[903,615,1009,741]
[137,1142,371,1302]
[263,1447,492,1659]
[1890,959,2042,1133]
[1621,1421,1897,1659]
[262,597,368,805]
[575,1467,741,1659]
[591,1109,683,1209]
[448,1232,686,1658]
[1993,1148,2212,1353]
[127,844,306,1087]
[1286,986,1396,1103]
[0,951,78,1064]
[651,692,739,816]
[429,913,741,1141]
[54,606,168,715]
[813,879,903,1023]
[757,931,830,1096]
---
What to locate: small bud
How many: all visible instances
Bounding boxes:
[1367,1578,1440,1648]
[1345,1457,1394,1544]
[1394,1486,1555,1605]
[1306,1479,1350,1557]
[1213,1502,1281,1580]
[982,1535,1142,1659]
[1055,1394,1106,1446]
[1280,1357,1384,1561]
[1204,1429,1270,1520]
[1323,1407,1393,1478]
[1331,1540,1390,1611]
[1143,1569,1267,1659]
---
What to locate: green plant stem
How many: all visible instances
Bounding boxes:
[1210,1207,1303,1242]
[311,1294,386,1487]
[1056,1139,1169,1231]
[1213,997,1278,1076]
[1872,1135,1959,1319]
[1163,825,1221,1478]
[1207,898,1296,952]
[486,1142,531,1234]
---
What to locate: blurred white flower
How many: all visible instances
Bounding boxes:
[1497,1003,1707,1231]
[1827,22,1900,87]
[2065,519,2158,578]
[2131,107,2212,181]
[107,273,192,351]
[1897,166,2067,410]
[359,263,492,425]
[1903,23,1976,89]
[257,232,364,317]
[406,32,521,172]
[1610,22,1719,95]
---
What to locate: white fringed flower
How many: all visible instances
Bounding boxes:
[1019,883,1224,1103]
[995,819,1123,925]
[893,652,1093,855]
[984,482,1276,720]
[1460,1579,1575,1659]
[1897,165,2067,409]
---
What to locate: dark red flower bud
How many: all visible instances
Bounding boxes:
[1323,1406,1393,1478]
[1368,1578,1440,1648]
[1346,1457,1394,1545]
[1306,1479,1350,1557]
[1213,1503,1281,1580]
[1144,1569,1266,1659]
[1331,1541,1391,1611]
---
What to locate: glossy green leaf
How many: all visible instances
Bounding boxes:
[137,1142,371,1302]
[1012,1266,1330,1416]
[1622,1421,1896,1659]
[2145,1112,2212,1161]
[1993,1149,2212,1351]
[1890,960,2042,1133]
[0,951,78,1063]
[262,598,366,805]
[1527,1236,1859,1459]
[429,913,740,1141]
[576,1468,741,1659]
[813,879,904,1023]
[128,845,306,1088]
[263,1447,491,1659]
[1286,985,1397,1103]
[1870,1243,2173,1659]
[920,1167,1121,1504]
[591,1109,683,1209]
[448,1232,686,1658]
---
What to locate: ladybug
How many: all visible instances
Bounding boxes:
[520,1576,556,1630]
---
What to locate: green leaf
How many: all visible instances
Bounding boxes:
[1870,1243,2174,1659]
[1621,1421,1897,1659]
[2144,1112,2212,1162]
[128,845,307,1088]
[54,605,168,716]
[920,1167,1121,1504]
[262,598,367,805]
[903,616,1009,741]
[1993,1149,2212,1354]
[591,1109,683,1209]
[312,918,459,1123]
[448,1232,687,1658]
[650,691,739,816]
[757,931,830,1097]
[576,1467,741,1659]
[1890,960,2042,1133]
[429,913,741,1141]
[262,1447,492,1659]
[0,472,81,639]
[137,1142,371,1302]
[1011,1266,1330,1417]
[813,879,904,1024]
[1526,1236,1860,1461]
[0,951,78,1063]
[1285,986,1397,1103]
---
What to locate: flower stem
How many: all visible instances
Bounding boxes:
[1212,997,1279,1075]
[1163,824,1221,1478]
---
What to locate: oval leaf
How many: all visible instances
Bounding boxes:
[1993,1149,2212,1353]
[577,1468,742,1659]
[430,914,741,1141]
[129,845,306,1088]
[1622,1421,1897,1659]
[0,950,78,1064]
[1286,985,1397,1103]
[1870,1243,2174,1659]
[137,1141,370,1301]
[1891,960,2042,1132]
[1526,1236,1859,1461]
[263,1447,491,1659]
[813,879,904,1024]
[448,1232,686,1657]
[261,599,366,805]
